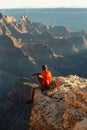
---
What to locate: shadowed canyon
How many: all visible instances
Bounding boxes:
[0,13,87,130]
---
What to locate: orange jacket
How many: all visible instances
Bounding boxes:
[41,70,52,87]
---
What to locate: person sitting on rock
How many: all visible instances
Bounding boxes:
[25,64,52,104]
[32,64,52,89]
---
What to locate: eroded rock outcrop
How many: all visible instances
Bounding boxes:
[28,75,87,130]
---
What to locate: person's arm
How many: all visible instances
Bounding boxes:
[32,73,41,77]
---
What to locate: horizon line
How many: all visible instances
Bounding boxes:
[0,7,87,10]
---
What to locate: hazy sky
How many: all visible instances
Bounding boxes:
[0,0,87,9]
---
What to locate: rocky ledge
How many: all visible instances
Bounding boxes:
[28,75,87,130]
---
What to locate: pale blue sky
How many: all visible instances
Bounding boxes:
[0,0,87,9]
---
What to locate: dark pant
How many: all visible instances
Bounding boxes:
[29,85,49,102]
[30,73,50,102]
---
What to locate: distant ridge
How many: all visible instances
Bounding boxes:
[0,8,87,31]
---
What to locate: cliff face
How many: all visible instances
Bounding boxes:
[28,75,87,130]
[0,14,87,78]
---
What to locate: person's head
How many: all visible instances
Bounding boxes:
[42,64,48,71]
